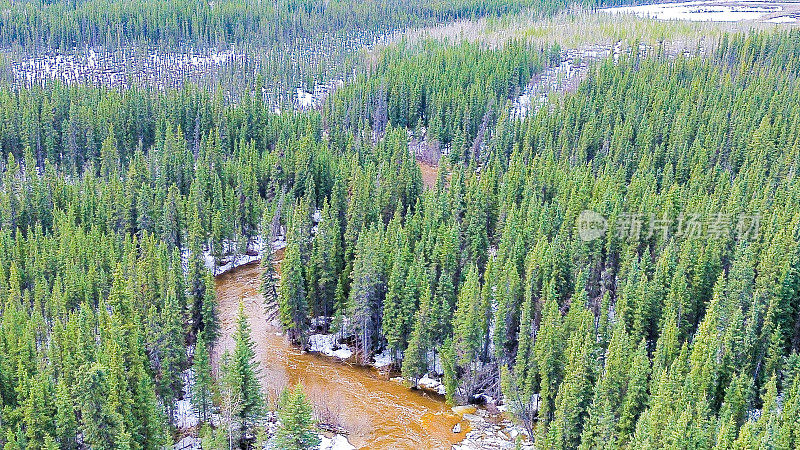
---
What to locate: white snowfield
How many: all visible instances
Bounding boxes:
[602,1,787,23]
[765,15,798,22]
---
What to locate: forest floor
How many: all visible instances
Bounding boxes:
[419,160,439,190]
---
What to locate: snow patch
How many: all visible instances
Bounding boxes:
[318,434,356,450]
[174,399,199,429]
[173,436,201,450]
[309,334,352,360]
[204,235,287,276]
[173,368,200,429]
[765,15,797,23]
[426,350,443,375]
[373,348,395,368]
[418,373,447,395]
[296,88,315,109]
[602,1,781,23]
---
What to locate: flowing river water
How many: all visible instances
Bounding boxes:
[211,261,469,449]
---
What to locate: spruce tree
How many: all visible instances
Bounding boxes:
[544,306,595,450]
[193,333,214,423]
[278,243,309,344]
[231,302,264,426]
[273,384,320,450]
[402,306,431,387]
[259,246,279,305]
[444,264,485,403]
[534,286,565,428]
[201,271,220,343]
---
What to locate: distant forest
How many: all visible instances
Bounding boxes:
[0,0,605,49]
[1,1,800,449]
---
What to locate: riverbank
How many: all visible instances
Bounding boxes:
[211,261,469,449]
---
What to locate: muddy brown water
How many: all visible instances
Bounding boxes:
[212,261,468,449]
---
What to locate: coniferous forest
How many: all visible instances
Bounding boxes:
[1,1,800,449]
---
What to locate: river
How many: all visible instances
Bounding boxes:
[211,261,468,449]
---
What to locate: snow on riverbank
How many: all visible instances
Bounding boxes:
[304,328,450,396]
[318,434,356,450]
[309,333,353,359]
[372,348,395,368]
[173,429,354,450]
[453,406,533,450]
[203,235,288,276]
[418,373,447,395]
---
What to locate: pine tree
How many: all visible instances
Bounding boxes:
[493,258,522,366]
[260,246,279,305]
[503,273,538,437]
[347,225,387,362]
[23,368,57,446]
[201,271,220,343]
[218,351,243,450]
[308,199,341,317]
[444,264,486,403]
[544,306,595,450]
[193,333,214,423]
[53,378,77,447]
[77,363,126,449]
[382,240,411,360]
[580,323,631,449]
[617,338,651,445]
[157,290,186,421]
[534,287,565,428]
[273,384,320,450]
[402,305,431,387]
[278,243,309,344]
[231,302,264,426]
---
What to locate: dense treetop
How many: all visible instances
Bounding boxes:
[1,4,800,447]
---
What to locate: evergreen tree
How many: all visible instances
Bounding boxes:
[308,199,342,317]
[534,288,565,428]
[347,225,387,362]
[76,364,126,449]
[231,302,264,426]
[443,264,486,403]
[273,384,320,450]
[544,306,596,449]
[278,243,310,344]
[217,351,243,450]
[193,333,215,423]
[260,246,279,305]
[201,271,220,343]
[402,305,431,387]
